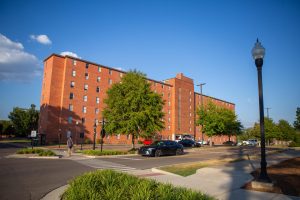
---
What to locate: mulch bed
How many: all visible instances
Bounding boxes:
[243,157,300,197]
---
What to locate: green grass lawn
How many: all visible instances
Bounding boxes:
[77,149,135,156]
[0,139,30,143]
[16,148,56,156]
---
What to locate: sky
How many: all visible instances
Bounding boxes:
[0,0,299,128]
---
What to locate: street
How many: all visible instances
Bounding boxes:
[0,143,94,200]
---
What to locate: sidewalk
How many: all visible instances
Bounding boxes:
[42,149,300,200]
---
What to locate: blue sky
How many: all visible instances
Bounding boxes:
[0,0,299,127]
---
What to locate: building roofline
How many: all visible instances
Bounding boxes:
[194,92,235,105]
[44,53,173,87]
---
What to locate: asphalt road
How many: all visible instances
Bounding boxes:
[0,143,94,200]
[97,146,262,169]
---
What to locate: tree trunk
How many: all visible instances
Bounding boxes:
[228,135,231,142]
[209,136,213,147]
[131,133,135,149]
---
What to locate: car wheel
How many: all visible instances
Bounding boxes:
[155,150,161,157]
[176,149,183,155]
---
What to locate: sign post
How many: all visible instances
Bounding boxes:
[30,130,37,149]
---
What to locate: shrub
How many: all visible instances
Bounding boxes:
[289,141,300,147]
[81,149,128,156]
[62,170,213,200]
[16,148,56,156]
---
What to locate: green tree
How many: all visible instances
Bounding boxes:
[277,120,296,141]
[0,120,16,136]
[197,102,242,145]
[103,71,165,148]
[8,104,39,137]
[251,118,280,144]
[294,107,300,130]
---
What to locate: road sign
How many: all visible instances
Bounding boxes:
[31,130,37,138]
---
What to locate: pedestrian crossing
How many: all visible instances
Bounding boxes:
[74,158,137,172]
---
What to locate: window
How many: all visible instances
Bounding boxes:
[85,73,89,80]
[81,117,85,124]
[162,85,164,88]
[73,59,77,66]
[168,93,170,98]
[96,86,100,93]
[120,73,123,78]
[168,117,170,122]
[83,106,87,113]
[109,69,112,75]
[83,95,87,102]
[86,63,89,69]
[84,84,88,91]
[72,70,76,77]
[117,134,120,140]
[98,66,101,72]
[168,110,171,114]
[69,93,74,99]
[97,76,101,82]
[69,104,73,111]
[168,101,171,106]
[189,98,192,102]
[108,79,112,85]
[96,97,100,104]
[95,108,99,114]
[168,125,171,130]
[68,117,72,124]
[70,81,75,88]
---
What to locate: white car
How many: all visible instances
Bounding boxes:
[242,139,257,146]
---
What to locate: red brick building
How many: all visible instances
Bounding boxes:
[39,54,236,145]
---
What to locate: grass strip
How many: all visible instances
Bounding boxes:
[78,149,131,156]
[62,169,214,200]
[16,148,56,156]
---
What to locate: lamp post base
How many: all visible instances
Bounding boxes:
[251,180,274,191]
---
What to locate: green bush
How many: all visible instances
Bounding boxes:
[62,170,213,200]
[289,141,300,147]
[16,148,56,156]
[81,149,128,156]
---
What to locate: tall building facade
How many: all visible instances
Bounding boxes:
[39,54,236,145]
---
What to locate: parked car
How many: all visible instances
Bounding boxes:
[223,141,237,146]
[143,139,152,145]
[178,139,200,147]
[242,139,257,146]
[196,140,208,145]
[138,140,184,157]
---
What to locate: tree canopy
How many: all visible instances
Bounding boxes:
[197,102,243,144]
[103,70,165,148]
[294,107,300,131]
[8,104,39,137]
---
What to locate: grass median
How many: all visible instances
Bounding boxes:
[77,149,136,156]
[62,169,214,200]
[159,157,246,177]
[16,148,56,156]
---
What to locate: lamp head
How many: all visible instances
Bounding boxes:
[252,39,265,60]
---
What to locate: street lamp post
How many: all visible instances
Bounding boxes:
[99,117,106,152]
[252,39,271,183]
[75,121,79,145]
[197,83,206,145]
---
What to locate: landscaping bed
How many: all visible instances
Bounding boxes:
[16,148,56,156]
[62,170,214,200]
[243,157,300,197]
[78,149,136,156]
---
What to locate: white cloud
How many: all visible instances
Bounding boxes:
[60,51,81,58]
[0,33,41,81]
[30,34,52,45]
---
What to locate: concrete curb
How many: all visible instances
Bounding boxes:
[28,156,62,159]
[41,184,69,200]
[151,167,182,177]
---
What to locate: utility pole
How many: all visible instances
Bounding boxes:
[197,83,206,145]
[265,107,271,118]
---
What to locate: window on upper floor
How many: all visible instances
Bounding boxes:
[70,81,75,88]
[97,76,101,82]
[83,95,87,102]
[69,104,73,111]
[96,86,100,93]
[70,93,74,99]
[82,106,87,113]
[73,59,77,66]
[84,84,88,91]
[81,117,85,124]
[96,97,100,104]
[109,69,112,75]
[95,108,99,114]
[86,63,89,69]
[98,66,101,72]
[72,70,76,77]
[120,73,123,78]
[85,73,89,80]
[108,79,112,85]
